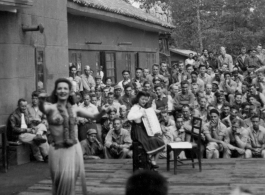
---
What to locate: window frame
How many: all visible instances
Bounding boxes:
[35,47,46,91]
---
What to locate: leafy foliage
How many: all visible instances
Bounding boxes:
[131,0,265,56]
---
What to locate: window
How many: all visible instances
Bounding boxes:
[125,53,131,71]
[35,48,46,91]
[105,52,116,83]
[146,53,156,68]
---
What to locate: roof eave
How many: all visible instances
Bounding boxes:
[67,1,173,33]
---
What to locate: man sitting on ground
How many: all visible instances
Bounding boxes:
[80,129,104,159]
[9,98,49,162]
[203,109,228,159]
[104,118,132,159]
[245,115,265,158]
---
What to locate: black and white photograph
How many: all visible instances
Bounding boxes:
[0,0,265,195]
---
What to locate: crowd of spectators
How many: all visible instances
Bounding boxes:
[8,44,265,161]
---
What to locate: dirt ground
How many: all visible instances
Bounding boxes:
[0,162,49,195]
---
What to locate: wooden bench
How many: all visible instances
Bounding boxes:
[8,142,31,166]
[0,125,8,172]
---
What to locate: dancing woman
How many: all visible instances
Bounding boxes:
[127,91,165,169]
[39,78,108,195]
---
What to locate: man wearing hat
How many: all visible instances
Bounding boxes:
[212,81,219,93]
[80,129,104,160]
[95,74,106,90]
[203,108,229,159]
[114,85,122,103]
[81,65,96,92]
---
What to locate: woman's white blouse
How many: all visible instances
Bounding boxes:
[127,104,144,123]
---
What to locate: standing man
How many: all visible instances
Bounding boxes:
[119,84,135,110]
[81,65,96,93]
[118,70,131,92]
[208,51,218,71]
[199,49,209,67]
[256,44,265,65]
[132,68,146,86]
[171,61,190,85]
[185,53,195,67]
[68,65,83,93]
[146,64,167,86]
[78,93,99,141]
[218,46,233,72]
[104,118,132,159]
[236,47,248,73]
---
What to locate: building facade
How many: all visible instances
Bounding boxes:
[0,0,173,124]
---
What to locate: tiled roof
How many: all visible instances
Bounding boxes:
[170,48,197,57]
[71,0,175,29]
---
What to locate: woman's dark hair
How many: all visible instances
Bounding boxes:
[126,170,168,195]
[132,91,150,106]
[50,78,75,105]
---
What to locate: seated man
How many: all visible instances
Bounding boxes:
[152,84,173,115]
[159,110,176,158]
[9,98,49,162]
[194,97,208,123]
[80,129,104,159]
[104,118,132,159]
[245,114,265,158]
[119,105,131,132]
[203,109,228,159]
[27,91,49,141]
[222,105,246,128]
[174,80,195,110]
[102,107,117,142]
[224,120,248,158]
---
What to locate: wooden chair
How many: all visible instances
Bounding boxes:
[167,117,202,175]
[132,142,151,172]
[0,125,8,172]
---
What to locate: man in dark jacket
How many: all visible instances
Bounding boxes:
[9,98,49,162]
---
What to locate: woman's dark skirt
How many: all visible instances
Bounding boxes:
[131,122,165,155]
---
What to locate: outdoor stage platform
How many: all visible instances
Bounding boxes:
[18,158,265,195]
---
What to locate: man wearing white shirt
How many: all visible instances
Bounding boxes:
[117,70,131,92]
[204,84,216,105]
[152,84,173,114]
[185,53,195,67]
[80,65,96,92]
[68,65,83,92]
[9,99,49,162]
[198,64,211,85]
[78,93,99,141]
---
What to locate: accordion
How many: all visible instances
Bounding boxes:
[142,108,162,136]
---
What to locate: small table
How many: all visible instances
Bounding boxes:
[0,125,8,172]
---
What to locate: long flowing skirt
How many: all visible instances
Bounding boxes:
[131,122,165,155]
[49,143,87,195]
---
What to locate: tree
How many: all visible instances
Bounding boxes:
[131,0,265,56]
